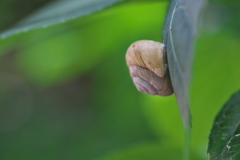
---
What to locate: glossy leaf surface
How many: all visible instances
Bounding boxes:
[208,91,240,160]
[163,0,206,128]
[0,0,122,38]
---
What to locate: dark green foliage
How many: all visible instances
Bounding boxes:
[0,0,52,31]
[208,91,240,160]
[0,0,240,160]
[0,0,123,38]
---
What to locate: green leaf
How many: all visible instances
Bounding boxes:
[162,0,206,129]
[0,0,52,32]
[12,1,165,86]
[208,91,240,160]
[0,0,123,38]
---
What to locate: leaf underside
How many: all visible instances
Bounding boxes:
[0,0,122,39]
[208,91,240,160]
[162,0,206,129]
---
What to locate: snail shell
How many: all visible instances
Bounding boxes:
[126,40,173,96]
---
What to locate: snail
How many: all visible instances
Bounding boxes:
[126,40,173,96]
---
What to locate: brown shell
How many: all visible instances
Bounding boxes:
[126,40,173,96]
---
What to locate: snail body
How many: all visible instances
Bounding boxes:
[126,40,173,96]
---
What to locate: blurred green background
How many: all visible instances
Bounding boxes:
[0,0,239,160]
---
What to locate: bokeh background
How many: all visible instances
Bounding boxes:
[0,0,239,160]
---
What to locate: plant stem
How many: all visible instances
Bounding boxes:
[183,128,191,160]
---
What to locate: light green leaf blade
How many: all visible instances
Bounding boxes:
[208,91,240,160]
[0,0,122,38]
[163,0,206,129]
